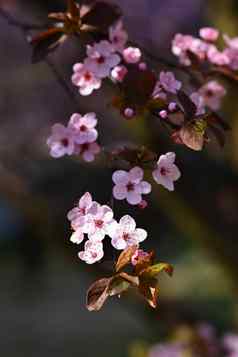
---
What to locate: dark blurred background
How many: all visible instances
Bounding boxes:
[0,0,238,356]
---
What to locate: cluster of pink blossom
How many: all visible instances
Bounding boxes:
[112,152,181,206]
[148,323,238,357]
[67,192,148,264]
[71,20,143,96]
[47,112,100,162]
[172,26,238,71]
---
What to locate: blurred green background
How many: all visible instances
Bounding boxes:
[0,0,238,356]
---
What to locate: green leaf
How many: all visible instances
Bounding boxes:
[142,262,174,278]
[108,276,130,296]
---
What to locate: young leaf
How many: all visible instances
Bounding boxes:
[108,276,130,296]
[179,120,206,151]
[30,28,65,63]
[142,262,174,278]
[139,278,159,309]
[119,272,140,287]
[115,245,138,272]
[81,2,121,33]
[134,251,154,276]
[86,278,112,311]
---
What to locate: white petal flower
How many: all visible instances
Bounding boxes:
[152,152,181,191]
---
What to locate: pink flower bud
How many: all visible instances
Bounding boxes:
[124,107,135,119]
[139,62,147,70]
[199,27,219,42]
[111,65,128,82]
[123,47,142,64]
[168,102,177,112]
[159,110,168,119]
[138,200,148,209]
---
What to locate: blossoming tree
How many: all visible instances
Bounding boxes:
[1,0,236,312]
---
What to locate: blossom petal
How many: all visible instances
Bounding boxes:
[112,170,129,185]
[113,184,127,200]
[129,166,144,183]
[119,215,136,233]
[127,191,142,205]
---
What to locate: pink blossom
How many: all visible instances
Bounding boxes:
[75,142,101,162]
[71,62,101,96]
[83,202,116,241]
[111,65,128,82]
[109,215,147,250]
[168,102,177,112]
[139,62,147,70]
[199,81,226,111]
[131,249,150,266]
[159,110,168,119]
[67,192,93,231]
[172,34,208,65]
[86,40,121,78]
[223,334,238,356]
[199,27,219,42]
[224,47,238,70]
[78,240,104,264]
[159,71,182,94]
[124,107,135,118]
[207,45,230,66]
[138,199,148,209]
[112,167,151,205]
[47,123,75,158]
[69,229,84,245]
[152,152,181,191]
[190,92,206,115]
[109,20,128,52]
[68,112,98,144]
[224,34,238,49]
[123,47,142,64]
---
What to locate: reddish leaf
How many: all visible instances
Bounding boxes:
[177,90,197,119]
[81,2,121,32]
[86,278,112,311]
[179,120,206,151]
[30,28,65,63]
[119,272,139,287]
[115,245,138,272]
[139,278,159,309]
[67,0,80,19]
[122,68,157,108]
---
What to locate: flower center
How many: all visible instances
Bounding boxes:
[160,167,168,176]
[61,138,69,147]
[97,56,105,64]
[80,125,87,132]
[95,219,104,228]
[205,89,214,98]
[84,72,92,81]
[80,207,86,215]
[81,143,89,152]
[123,233,130,241]
[126,182,134,191]
[113,36,118,43]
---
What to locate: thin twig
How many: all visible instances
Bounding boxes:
[0,6,79,107]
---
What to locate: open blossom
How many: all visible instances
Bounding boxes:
[71,62,101,96]
[83,202,116,241]
[172,33,208,65]
[109,215,147,250]
[112,167,151,205]
[75,142,101,162]
[224,47,238,70]
[223,334,238,356]
[111,65,128,82]
[67,192,93,231]
[109,20,128,52]
[199,81,226,111]
[207,45,230,66]
[159,71,182,94]
[86,40,120,78]
[190,92,206,116]
[153,152,181,191]
[123,47,142,63]
[78,240,104,264]
[199,27,219,42]
[68,112,98,144]
[47,123,75,158]
[224,34,238,49]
